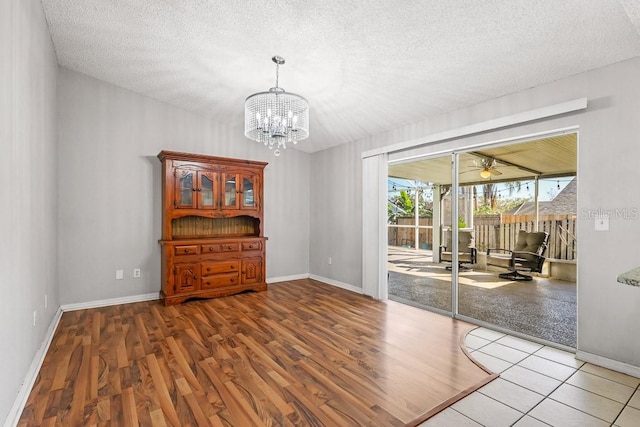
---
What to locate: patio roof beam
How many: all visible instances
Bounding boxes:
[458,171,576,188]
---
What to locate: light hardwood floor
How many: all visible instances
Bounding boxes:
[18,279,494,426]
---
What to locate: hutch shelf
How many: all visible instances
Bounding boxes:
[158,150,268,305]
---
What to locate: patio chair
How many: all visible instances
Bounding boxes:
[440,230,477,270]
[487,230,549,281]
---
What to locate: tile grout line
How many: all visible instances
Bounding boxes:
[480,358,616,426]
[509,353,622,425]
[468,330,555,425]
[509,367,635,425]
[478,352,562,424]
[449,408,485,426]
[610,383,640,426]
[470,332,583,369]
[487,340,579,369]
[465,328,640,427]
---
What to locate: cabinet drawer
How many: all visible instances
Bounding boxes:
[241,241,263,252]
[201,261,239,275]
[220,243,240,252]
[200,244,219,254]
[174,245,199,256]
[201,273,239,289]
[199,243,239,253]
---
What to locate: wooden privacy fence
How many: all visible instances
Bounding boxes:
[389,214,576,260]
[488,214,577,261]
[473,214,500,253]
[389,217,433,248]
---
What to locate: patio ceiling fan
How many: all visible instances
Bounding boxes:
[467,157,502,179]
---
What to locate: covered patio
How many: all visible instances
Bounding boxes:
[387,133,577,347]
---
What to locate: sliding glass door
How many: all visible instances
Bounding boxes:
[387,154,454,314]
[456,137,577,347]
[387,133,578,347]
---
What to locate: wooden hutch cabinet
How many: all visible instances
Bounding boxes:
[158,151,267,305]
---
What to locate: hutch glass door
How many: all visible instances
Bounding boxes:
[199,172,216,209]
[223,173,238,209]
[242,176,255,208]
[176,169,195,208]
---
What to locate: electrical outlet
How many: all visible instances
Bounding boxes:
[45,294,48,309]
[328,257,332,265]
[33,310,37,327]
[116,269,124,280]
[133,268,141,278]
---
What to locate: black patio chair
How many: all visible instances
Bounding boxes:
[486,230,549,281]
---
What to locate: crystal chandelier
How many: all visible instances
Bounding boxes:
[244,56,309,156]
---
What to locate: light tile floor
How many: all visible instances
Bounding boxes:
[421,327,640,427]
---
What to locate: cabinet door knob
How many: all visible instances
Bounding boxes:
[207,267,210,272]
[230,265,235,269]
[194,275,198,279]
[208,246,214,252]
[184,249,190,253]
[227,245,233,250]
[192,188,196,192]
[230,278,235,283]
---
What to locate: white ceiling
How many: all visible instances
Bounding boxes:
[41,0,640,154]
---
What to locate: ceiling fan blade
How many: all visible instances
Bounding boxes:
[490,169,503,176]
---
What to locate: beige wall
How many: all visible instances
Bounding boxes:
[0,0,59,423]
[310,57,640,367]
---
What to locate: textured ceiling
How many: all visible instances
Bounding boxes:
[41,0,640,154]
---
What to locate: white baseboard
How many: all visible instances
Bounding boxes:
[266,273,310,283]
[576,350,640,379]
[60,292,160,312]
[4,307,63,427]
[267,273,363,295]
[309,274,363,294]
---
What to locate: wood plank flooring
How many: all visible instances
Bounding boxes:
[18,279,494,426]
